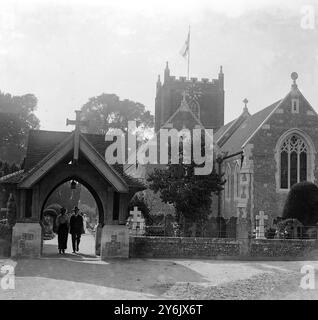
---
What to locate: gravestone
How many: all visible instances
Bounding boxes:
[127,207,145,236]
[100,225,129,259]
[0,207,8,220]
[95,223,103,255]
[11,223,42,258]
[255,211,268,239]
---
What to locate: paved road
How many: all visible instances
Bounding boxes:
[1,234,318,299]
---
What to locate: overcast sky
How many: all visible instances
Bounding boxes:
[0,0,318,131]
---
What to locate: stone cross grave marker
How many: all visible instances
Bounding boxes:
[255,211,268,239]
[129,206,145,235]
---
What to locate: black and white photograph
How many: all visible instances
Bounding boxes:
[1,0,318,303]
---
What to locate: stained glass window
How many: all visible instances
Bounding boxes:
[234,163,240,198]
[280,134,308,189]
[225,165,231,199]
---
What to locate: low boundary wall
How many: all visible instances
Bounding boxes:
[129,236,318,260]
[2,234,318,260]
[129,236,240,258]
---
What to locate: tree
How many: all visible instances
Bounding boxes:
[276,218,303,239]
[0,160,20,211]
[78,203,97,226]
[0,160,19,177]
[282,181,318,226]
[80,93,154,136]
[0,91,40,164]
[147,137,224,234]
[45,181,81,213]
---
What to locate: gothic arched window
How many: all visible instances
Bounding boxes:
[234,162,240,198]
[280,134,308,189]
[189,101,200,119]
[225,164,231,199]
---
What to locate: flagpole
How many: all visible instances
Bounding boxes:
[187,25,190,80]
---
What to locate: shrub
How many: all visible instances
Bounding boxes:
[282,181,318,226]
[265,228,276,239]
[0,223,12,242]
[276,218,303,239]
[145,226,165,236]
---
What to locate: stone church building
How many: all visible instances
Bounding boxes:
[2,62,318,258]
[215,71,318,231]
[152,64,318,233]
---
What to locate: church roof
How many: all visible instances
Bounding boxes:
[216,100,281,155]
[0,129,145,190]
[162,93,204,130]
[215,73,317,156]
[0,170,25,184]
[214,119,235,142]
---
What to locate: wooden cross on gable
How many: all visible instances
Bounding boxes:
[66,110,89,164]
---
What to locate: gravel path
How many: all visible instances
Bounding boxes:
[1,235,318,299]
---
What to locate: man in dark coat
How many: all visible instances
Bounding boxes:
[69,207,84,253]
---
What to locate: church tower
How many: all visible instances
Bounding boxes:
[155,62,225,131]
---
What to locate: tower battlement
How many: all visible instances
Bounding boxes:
[167,76,221,85]
[155,62,225,131]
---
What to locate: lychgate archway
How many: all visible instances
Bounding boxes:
[40,177,104,256]
[40,176,104,225]
[0,111,145,259]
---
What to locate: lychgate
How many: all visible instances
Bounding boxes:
[0,110,145,259]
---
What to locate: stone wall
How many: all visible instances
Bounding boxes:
[250,239,318,259]
[129,236,240,258]
[130,236,318,260]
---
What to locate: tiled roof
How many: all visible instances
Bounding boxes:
[0,170,25,184]
[214,119,235,142]
[2,130,145,190]
[216,100,281,155]
[24,130,112,170]
[161,95,204,130]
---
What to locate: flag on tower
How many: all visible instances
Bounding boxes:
[180,28,190,59]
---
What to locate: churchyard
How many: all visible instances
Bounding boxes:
[2,0,318,302]
[1,234,318,300]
